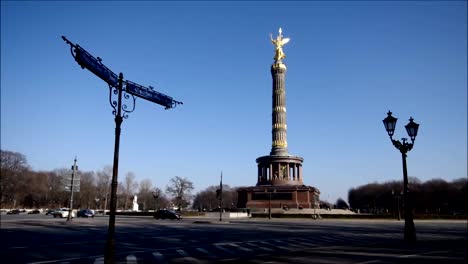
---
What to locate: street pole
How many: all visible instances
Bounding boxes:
[401,151,416,243]
[397,196,401,221]
[219,172,223,222]
[383,112,419,243]
[268,191,272,219]
[105,73,123,264]
[62,37,182,263]
[67,157,77,221]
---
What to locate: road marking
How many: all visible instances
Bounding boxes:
[288,238,317,247]
[273,240,297,250]
[245,242,274,251]
[228,243,253,252]
[196,247,217,258]
[358,260,381,264]
[259,241,291,251]
[214,245,236,255]
[10,246,28,249]
[126,254,137,264]
[176,249,201,263]
[152,252,167,264]
[93,257,104,264]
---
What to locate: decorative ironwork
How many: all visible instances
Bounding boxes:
[108,84,136,118]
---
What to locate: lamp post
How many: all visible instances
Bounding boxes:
[67,157,78,222]
[95,198,100,212]
[152,190,160,213]
[265,189,276,219]
[383,111,419,243]
[392,189,402,221]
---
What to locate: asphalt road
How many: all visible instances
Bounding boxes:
[0,214,466,263]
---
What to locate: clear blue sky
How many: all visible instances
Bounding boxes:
[1,1,466,204]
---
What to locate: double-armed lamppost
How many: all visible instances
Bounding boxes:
[382,111,419,243]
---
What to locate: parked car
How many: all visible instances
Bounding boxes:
[77,209,94,218]
[45,209,56,215]
[153,209,182,220]
[51,208,75,218]
[7,209,21,214]
[28,209,41,214]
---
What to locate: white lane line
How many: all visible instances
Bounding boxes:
[126,254,137,264]
[273,240,296,250]
[245,242,274,252]
[93,257,104,264]
[214,245,236,255]
[259,241,291,251]
[228,243,253,252]
[10,246,28,249]
[288,238,318,247]
[176,249,201,263]
[358,260,381,264]
[196,247,217,258]
[152,252,167,264]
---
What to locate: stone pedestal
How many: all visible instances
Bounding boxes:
[237,185,319,210]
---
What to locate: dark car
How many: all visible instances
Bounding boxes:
[45,209,56,215]
[77,209,94,218]
[28,209,41,214]
[154,209,182,220]
[7,209,21,214]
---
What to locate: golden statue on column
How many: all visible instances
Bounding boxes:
[270,27,290,62]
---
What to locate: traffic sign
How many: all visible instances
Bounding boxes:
[75,46,119,87]
[126,81,177,109]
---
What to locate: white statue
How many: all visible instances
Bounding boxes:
[132,195,139,212]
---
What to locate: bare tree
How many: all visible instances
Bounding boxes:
[335,198,349,209]
[192,185,238,211]
[0,150,30,208]
[96,166,112,211]
[123,172,138,210]
[166,176,194,210]
[76,171,96,209]
[137,179,153,211]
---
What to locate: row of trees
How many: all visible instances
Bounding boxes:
[348,177,467,215]
[0,150,195,211]
[3,149,466,214]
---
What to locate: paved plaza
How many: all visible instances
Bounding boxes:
[1,214,466,263]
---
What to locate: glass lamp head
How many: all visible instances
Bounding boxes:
[383,111,398,138]
[405,117,419,142]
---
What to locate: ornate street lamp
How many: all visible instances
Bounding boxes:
[383,111,419,243]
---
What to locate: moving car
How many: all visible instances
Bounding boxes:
[7,209,21,214]
[77,209,94,218]
[51,208,75,218]
[28,209,41,214]
[153,209,182,220]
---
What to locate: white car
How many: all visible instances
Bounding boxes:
[51,208,75,218]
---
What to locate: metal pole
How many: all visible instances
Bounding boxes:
[105,73,124,264]
[219,172,223,222]
[67,157,77,221]
[402,152,416,243]
[397,196,401,221]
[268,191,272,219]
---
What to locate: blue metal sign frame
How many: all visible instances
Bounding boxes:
[75,46,119,87]
[126,81,180,109]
